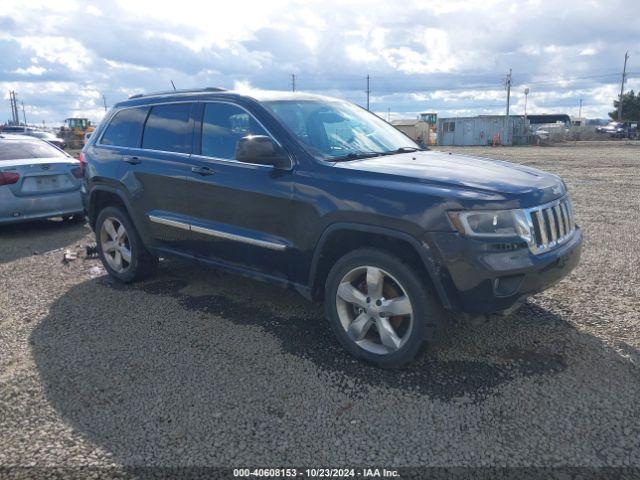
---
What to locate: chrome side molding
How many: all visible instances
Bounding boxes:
[148,214,190,231]
[148,214,287,251]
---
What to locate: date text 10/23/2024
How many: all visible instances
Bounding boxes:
[233,468,400,478]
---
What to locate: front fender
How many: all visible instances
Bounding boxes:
[308,222,452,310]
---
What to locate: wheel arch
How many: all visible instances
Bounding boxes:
[87,185,135,230]
[307,223,452,309]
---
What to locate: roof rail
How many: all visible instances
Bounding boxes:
[128,87,226,99]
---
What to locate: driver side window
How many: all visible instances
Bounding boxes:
[201,103,269,160]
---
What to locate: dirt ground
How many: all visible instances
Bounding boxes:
[1,141,639,475]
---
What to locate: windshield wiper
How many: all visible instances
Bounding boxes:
[369,147,426,157]
[331,152,383,161]
[331,147,425,162]
[390,147,424,153]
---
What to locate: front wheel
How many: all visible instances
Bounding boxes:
[324,248,444,368]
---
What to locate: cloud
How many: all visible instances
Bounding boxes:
[0,0,639,125]
[84,4,103,16]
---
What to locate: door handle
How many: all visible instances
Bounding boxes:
[123,156,141,165]
[191,166,215,176]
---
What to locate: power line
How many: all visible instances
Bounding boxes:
[284,71,640,94]
[9,67,640,124]
[297,70,633,82]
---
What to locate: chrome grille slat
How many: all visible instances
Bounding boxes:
[555,204,566,237]
[526,197,575,255]
[534,210,548,245]
[561,202,570,235]
[546,208,558,243]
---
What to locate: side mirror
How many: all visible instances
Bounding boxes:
[235,135,291,169]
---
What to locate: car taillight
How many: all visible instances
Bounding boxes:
[78,151,86,175]
[0,171,20,186]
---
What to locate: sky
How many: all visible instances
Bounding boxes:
[1,0,639,126]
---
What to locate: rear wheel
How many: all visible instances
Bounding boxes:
[324,248,443,368]
[95,206,157,282]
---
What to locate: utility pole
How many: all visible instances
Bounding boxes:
[10,91,20,125]
[365,74,370,111]
[8,91,13,124]
[14,92,19,124]
[504,69,512,145]
[15,93,20,124]
[103,94,108,112]
[21,101,26,125]
[578,98,583,120]
[291,73,296,92]
[504,69,512,117]
[618,51,629,122]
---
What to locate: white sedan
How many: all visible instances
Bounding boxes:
[0,134,83,225]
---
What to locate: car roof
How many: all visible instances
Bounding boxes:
[0,133,41,141]
[113,88,341,109]
[0,134,60,146]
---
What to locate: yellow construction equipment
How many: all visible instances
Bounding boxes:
[58,118,94,149]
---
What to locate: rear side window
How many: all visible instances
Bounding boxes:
[1,126,27,133]
[201,103,269,159]
[0,140,67,161]
[142,103,192,154]
[100,107,148,147]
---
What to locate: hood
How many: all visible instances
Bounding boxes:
[332,150,565,202]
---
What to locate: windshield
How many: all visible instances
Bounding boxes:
[263,99,419,161]
[0,139,67,161]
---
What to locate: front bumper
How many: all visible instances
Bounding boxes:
[429,228,582,314]
[0,189,83,225]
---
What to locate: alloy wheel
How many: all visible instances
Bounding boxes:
[335,266,414,355]
[100,217,132,273]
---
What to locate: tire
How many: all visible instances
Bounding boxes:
[324,248,444,368]
[95,206,158,283]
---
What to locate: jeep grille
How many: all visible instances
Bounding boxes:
[526,197,575,255]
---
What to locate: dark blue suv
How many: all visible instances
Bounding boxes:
[82,88,582,367]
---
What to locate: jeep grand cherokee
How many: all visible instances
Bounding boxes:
[81,88,582,367]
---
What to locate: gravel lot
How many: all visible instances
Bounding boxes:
[1,141,639,474]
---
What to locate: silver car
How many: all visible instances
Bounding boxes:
[0,134,83,224]
[27,130,67,150]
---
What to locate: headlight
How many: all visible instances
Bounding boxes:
[448,209,532,243]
